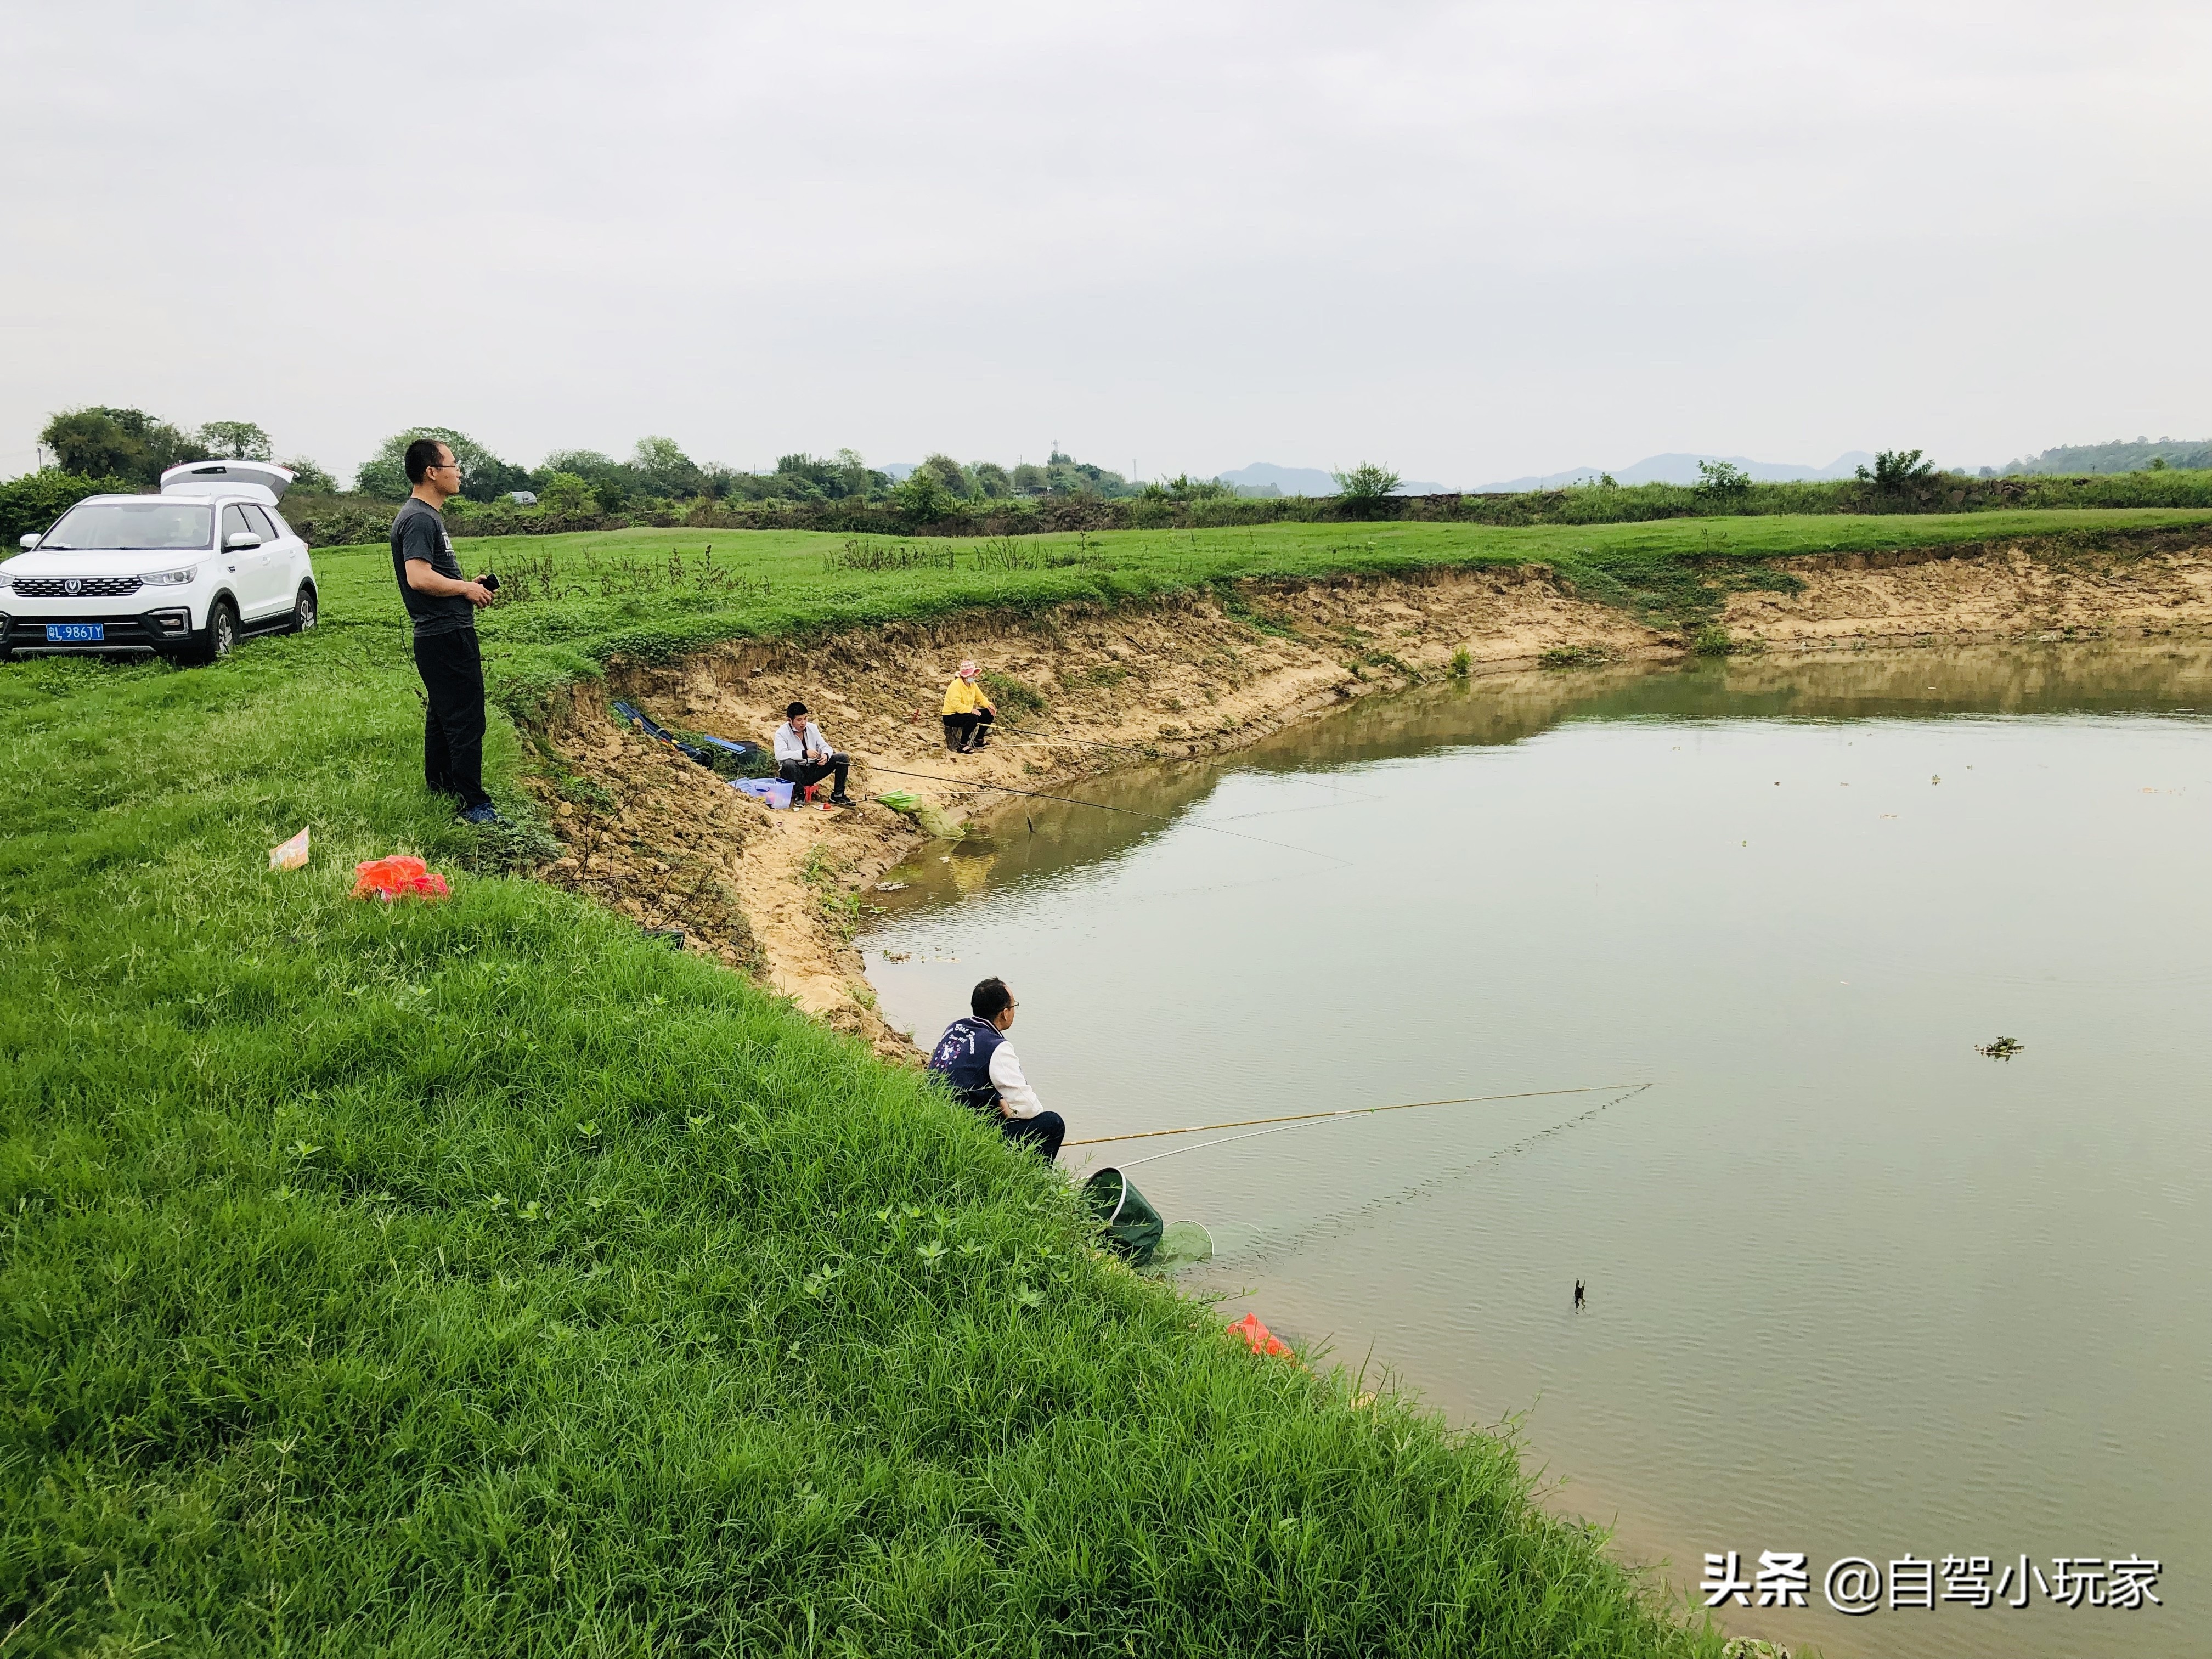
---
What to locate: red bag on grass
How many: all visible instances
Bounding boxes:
[1229,1312,1292,1359]
[353,855,450,901]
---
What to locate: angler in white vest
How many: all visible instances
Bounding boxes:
[772,700,854,805]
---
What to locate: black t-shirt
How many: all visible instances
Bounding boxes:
[390,497,475,637]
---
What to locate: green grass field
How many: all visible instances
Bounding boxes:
[9,506,2206,1653]
[356,507,2212,715]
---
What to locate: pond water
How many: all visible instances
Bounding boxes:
[861,643,2211,1659]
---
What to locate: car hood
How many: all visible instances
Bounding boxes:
[2,550,210,580]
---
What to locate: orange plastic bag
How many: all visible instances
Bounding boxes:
[352,855,450,901]
[1229,1312,1292,1359]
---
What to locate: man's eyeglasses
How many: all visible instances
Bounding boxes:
[432,461,464,475]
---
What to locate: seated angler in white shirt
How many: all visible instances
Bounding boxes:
[925,977,1065,1161]
[772,700,854,805]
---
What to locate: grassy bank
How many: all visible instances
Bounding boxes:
[0,527,1787,1652]
[362,507,2212,715]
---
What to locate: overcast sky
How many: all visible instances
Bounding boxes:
[5,0,2208,486]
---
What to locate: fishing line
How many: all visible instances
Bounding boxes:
[1073,1084,1643,1159]
[998,727,1390,807]
[992,727,1154,755]
[1206,791,1384,826]
[1227,1084,1657,1274]
[863,765,1349,866]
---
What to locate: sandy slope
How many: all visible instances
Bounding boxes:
[523,543,2212,1048]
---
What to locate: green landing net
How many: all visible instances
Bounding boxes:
[1083,1167,1165,1264]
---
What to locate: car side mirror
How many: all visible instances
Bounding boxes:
[17,533,38,550]
[224,532,263,551]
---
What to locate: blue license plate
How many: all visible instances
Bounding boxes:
[45,623,104,642]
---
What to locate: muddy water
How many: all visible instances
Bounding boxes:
[862,643,2212,1659]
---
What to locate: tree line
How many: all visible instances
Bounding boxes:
[37,407,337,491]
[23,406,1380,515]
[358,436,1159,514]
[5,407,1417,543]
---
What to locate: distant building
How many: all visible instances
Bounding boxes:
[507,490,538,506]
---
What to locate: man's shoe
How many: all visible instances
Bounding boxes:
[459,802,503,825]
[829,793,855,807]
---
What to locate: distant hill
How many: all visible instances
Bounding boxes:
[1214,462,1453,498]
[1474,452,1877,492]
[1999,438,2212,476]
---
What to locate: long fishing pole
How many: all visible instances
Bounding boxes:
[862,764,1349,866]
[1066,1084,1640,1147]
[1097,1083,1652,1171]
[993,726,1153,755]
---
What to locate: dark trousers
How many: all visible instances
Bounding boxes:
[413,628,489,809]
[1000,1110,1065,1161]
[943,708,994,751]
[779,753,850,797]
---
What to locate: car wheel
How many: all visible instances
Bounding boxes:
[201,598,240,664]
[291,583,318,633]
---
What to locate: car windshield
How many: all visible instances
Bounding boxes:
[39,501,214,551]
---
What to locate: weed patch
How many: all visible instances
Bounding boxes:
[1540,644,1615,669]
[825,537,957,574]
[980,668,1048,717]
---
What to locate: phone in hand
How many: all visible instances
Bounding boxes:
[479,572,501,592]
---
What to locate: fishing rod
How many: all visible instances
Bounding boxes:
[862,765,1350,866]
[1066,1084,1643,1148]
[992,726,1153,755]
[1098,1083,1651,1172]
[988,723,1389,809]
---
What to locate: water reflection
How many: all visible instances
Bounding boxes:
[874,640,2212,907]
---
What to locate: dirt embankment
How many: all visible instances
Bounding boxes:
[522,542,2212,1047]
[1723,537,2212,642]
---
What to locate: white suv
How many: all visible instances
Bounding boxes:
[1,460,319,663]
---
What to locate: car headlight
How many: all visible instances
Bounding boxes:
[139,567,199,586]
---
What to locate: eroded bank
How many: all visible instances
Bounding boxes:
[516,540,2212,1043]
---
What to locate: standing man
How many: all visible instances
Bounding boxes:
[926,977,1064,1161]
[391,438,500,823]
[941,659,996,752]
[773,701,855,805]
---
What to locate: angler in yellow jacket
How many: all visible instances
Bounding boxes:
[941,659,996,752]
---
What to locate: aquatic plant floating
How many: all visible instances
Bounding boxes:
[1976,1036,2025,1059]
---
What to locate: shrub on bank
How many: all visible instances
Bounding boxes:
[0,468,142,542]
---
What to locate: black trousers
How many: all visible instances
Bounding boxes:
[1000,1109,1065,1161]
[778,753,850,797]
[943,708,994,750]
[413,628,489,808]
